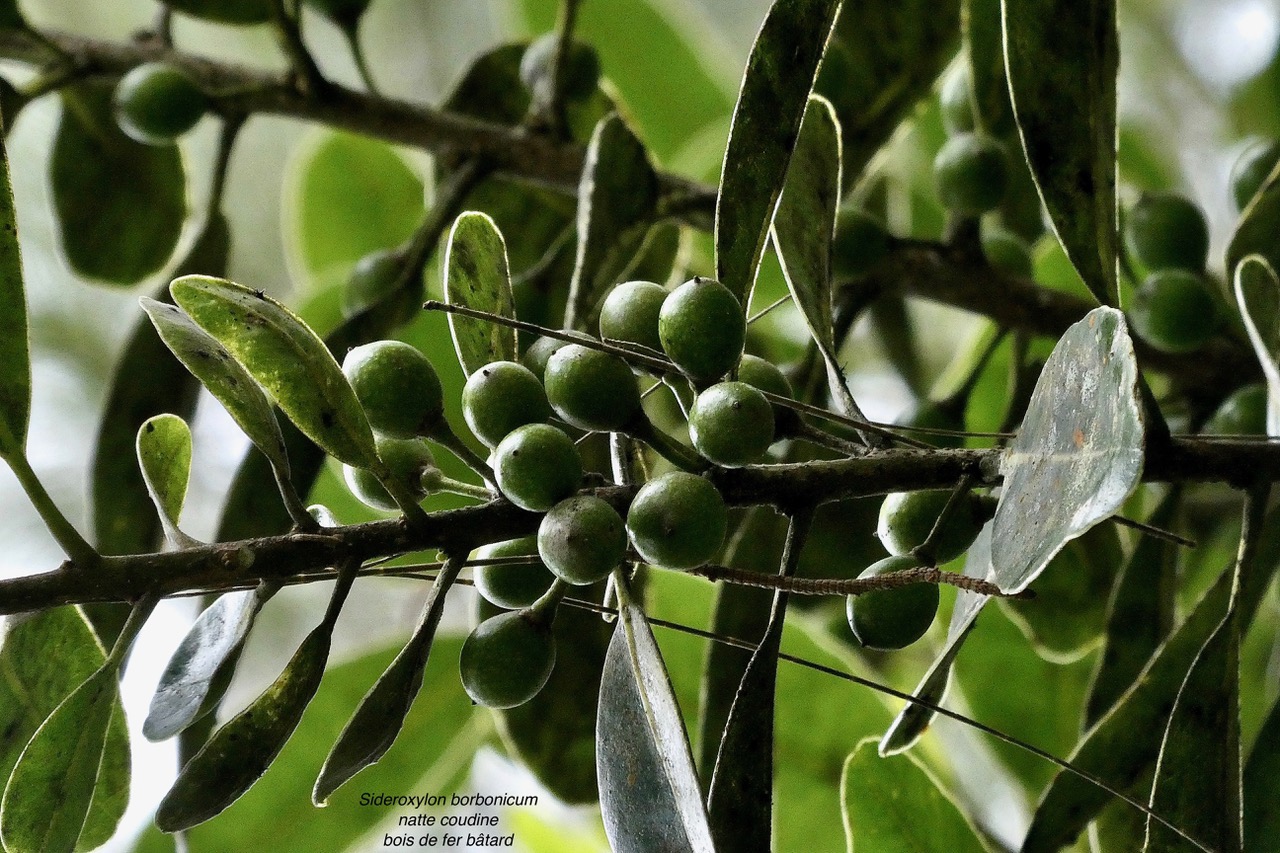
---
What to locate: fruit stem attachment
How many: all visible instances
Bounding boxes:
[4,452,99,570]
[526,578,568,627]
[623,416,706,473]
[910,474,975,567]
[426,422,496,488]
[430,475,492,502]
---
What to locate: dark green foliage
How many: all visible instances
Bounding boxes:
[847,555,939,650]
[832,208,891,278]
[626,472,727,569]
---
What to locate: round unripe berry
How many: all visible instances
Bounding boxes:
[982,226,1033,278]
[933,133,1010,216]
[342,249,402,319]
[688,382,775,467]
[1203,383,1267,436]
[1130,270,1220,354]
[493,423,582,512]
[537,495,627,585]
[544,344,641,432]
[846,554,939,650]
[343,341,444,438]
[522,336,569,381]
[459,611,556,709]
[462,361,552,448]
[877,490,984,564]
[939,63,976,136]
[1124,192,1209,273]
[626,472,727,569]
[519,33,602,101]
[832,209,891,278]
[599,281,667,353]
[342,437,436,512]
[1231,138,1280,211]
[113,62,208,146]
[659,278,745,384]
[471,536,555,610]
[736,354,793,400]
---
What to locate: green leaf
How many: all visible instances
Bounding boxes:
[0,92,26,459]
[1004,0,1118,306]
[443,212,518,376]
[1227,163,1280,291]
[92,214,228,555]
[169,275,378,469]
[143,585,272,742]
[964,0,1013,134]
[163,0,271,24]
[816,0,961,186]
[715,0,842,306]
[0,665,127,853]
[140,297,290,476]
[135,413,193,546]
[565,114,659,329]
[597,599,715,853]
[992,306,1144,593]
[156,621,333,831]
[1233,255,1280,435]
[841,739,989,853]
[283,130,424,290]
[1245,693,1280,846]
[51,81,186,285]
[1084,490,1180,726]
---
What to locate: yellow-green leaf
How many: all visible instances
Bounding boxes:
[443,212,517,376]
[135,414,193,546]
[0,93,27,459]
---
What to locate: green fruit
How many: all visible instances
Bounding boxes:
[493,423,582,512]
[544,344,641,432]
[342,436,436,512]
[163,0,272,24]
[599,280,667,353]
[897,401,965,449]
[1203,383,1268,436]
[342,340,444,438]
[471,536,554,610]
[522,336,569,381]
[736,354,793,400]
[877,490,983,563]
[537,495,627,585]
[462,361,552,448]
[459,611,557,708]
[303,0,371,28]
[113,62,208,146]
[519,33,602,101]
[688,381,775,467]
[933,132,1010,216]
[1231,138,1280,211]
[659,278,745,384]
[939,63,976,136]
[982,226,1033,278]
[1124,192,1209,273]
[846,554,939,650]
[342,248,403,319]
[1130,270,1219,354]
[626,472,727,569]
[832,208,891,279]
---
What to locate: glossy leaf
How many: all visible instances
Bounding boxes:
[1245,693,1280,846]
[170,275,378,469]
[1233,255,1280,435]
[443,212,518,376]
[135,413,193,546]
[1004,0,1118,306]
[841,739,989,852]
[143,585,272,742]
[597,599,715,853]
[992,306,1143,593]
[140,296,290,475]
[51,81,186,285]
[0,666,127,853]
[715,0,842,306]
[565,114,659,329]
[0,95,26,460]
[92,215,228,555]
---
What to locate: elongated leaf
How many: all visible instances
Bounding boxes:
[715,0,842,306]
[443,212,518,376]
[1227,163,1280,287]
[143,585,272,742]
[0,666,125,853]
[136,413,193,546]
[597,599,714,853]
[52,81,185,285]
[965,0,1013,134]
[1004,0,1118,306]
[93,215,228,555]
[842,739,989,852]
[992,306,1143,593]
[157,623,333,831]
[0,96,26,459]
[170,275,377,469]
[565,114,660,329]
[141,297,290,475]
[1085,490,1180,725]
[1245,694,1280,846]
[1233,256,1280,435]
